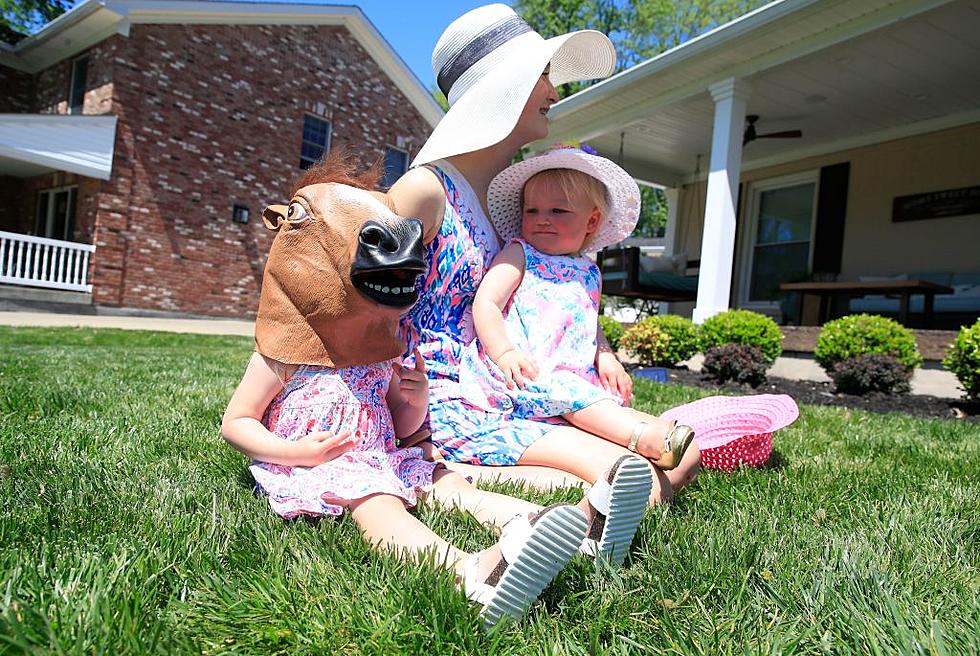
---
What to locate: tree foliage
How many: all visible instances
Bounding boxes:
[513,0,767,237]
[1,0,71,37]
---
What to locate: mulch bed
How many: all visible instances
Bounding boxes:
[646,366,979,423]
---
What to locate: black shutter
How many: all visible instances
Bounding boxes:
[812,162,850,275]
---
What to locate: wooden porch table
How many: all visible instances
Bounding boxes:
[778,279,953,326]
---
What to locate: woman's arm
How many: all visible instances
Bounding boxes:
[221,352,352,467]
[386,166,446,243]
[386,350,428,438]
[473,243,538,388]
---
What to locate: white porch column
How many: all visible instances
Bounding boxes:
[660,187,680,315]
[692,77,750,324]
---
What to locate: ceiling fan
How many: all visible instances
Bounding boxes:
[743,115,802,146]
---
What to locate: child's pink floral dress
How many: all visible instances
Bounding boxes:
[250,361,437,519]
[460,238,619,426]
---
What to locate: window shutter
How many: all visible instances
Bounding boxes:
[812,162,850,275]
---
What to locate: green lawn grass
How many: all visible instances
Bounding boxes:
[1,326,978,655]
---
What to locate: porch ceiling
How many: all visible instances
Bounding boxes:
[0,115,118,180]
[538,0,980,187]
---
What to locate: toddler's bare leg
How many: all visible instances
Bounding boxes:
[519,426,672,506]
[564,402,702,492]
[348,490,514,584]
[427,468,540,529]
[563,400,672,457]
[348,493,469,571]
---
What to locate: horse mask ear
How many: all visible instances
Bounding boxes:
[262,205,287,231]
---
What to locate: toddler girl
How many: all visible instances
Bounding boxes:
[221,154,651,626]
[463,146,695,470]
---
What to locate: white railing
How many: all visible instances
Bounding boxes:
[0,230,94,293]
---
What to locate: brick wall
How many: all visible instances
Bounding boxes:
[0,66,33,113]
[86,23,433,317]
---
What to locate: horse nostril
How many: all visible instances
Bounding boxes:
[360,223,399,253]
[361,226,384,247]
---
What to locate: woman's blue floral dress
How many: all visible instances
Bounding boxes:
[400,162,563,466]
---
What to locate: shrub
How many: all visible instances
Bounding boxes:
[814,314,923,374]
[698,310,783,364]
[942,318,980,400]
[702,344,768,386]
[621,315,699,367]
[829,354,911,395]
[598,315,625,352]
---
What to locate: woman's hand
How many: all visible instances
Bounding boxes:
[596,350,632,405]
[497,349,539,390]
[292,429,354,467]
[393,349,429,409]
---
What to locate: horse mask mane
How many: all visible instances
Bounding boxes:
[255,154,425,368]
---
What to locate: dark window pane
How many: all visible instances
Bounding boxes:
[301,142,324,161]
[70,57,88,114]
[35,192,49,235]
[381,147,408,189]
[300,116,331,169]
[749,242,810,302]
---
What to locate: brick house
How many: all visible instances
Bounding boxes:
[0,0,441,317]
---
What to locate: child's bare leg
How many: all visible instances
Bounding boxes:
[427,468,540,529]
[348,492,499,581]
[519,425,672,507]
[563,400,672,458]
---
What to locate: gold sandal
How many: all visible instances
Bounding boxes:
[628,420,696,470]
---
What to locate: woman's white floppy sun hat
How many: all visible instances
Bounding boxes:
[487,145,642,255]
[412,4,616,167]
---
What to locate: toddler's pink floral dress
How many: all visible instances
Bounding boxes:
[460,238,619,423]
[250,361,437,519]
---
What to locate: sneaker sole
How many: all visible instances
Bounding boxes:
[481,505,587,627]
[596,456,652,566]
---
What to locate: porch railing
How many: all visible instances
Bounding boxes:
[0,230,94,293]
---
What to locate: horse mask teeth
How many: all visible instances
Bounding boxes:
[254,165,426,368]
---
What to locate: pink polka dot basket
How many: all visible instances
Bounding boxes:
[660,394,799,473]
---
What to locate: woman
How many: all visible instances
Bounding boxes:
[389,4,700,503]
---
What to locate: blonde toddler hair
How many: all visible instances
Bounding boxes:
[522,168,608,217]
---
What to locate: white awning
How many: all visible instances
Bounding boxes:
[0,114,117,180]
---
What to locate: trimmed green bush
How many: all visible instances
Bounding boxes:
[598,315,625,352]
[814,314,923,374]
[702,344,768,386]
[942,318,980,400]
[621,315,699,367]
[698,309,783,364]
[829,354,911,395]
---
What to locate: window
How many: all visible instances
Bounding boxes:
[299,115,331,169]
[34,187,78,241]
[69,56,88,114]
[741,173,818,305]
[381,146,409,189]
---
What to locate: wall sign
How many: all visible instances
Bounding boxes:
[892,185,980,222]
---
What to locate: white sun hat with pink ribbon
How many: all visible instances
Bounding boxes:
[412,4,616,167]
[486,144,641,254]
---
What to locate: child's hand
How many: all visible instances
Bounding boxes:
[393,349,428,409]
[292,429,353,467]
[596,350,632,405]
[497,350,539,390]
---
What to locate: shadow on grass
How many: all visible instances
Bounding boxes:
[760,448,789,471]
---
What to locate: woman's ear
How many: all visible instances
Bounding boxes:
[262,205,288,231]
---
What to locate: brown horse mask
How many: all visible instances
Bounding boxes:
[254,160,425,368]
